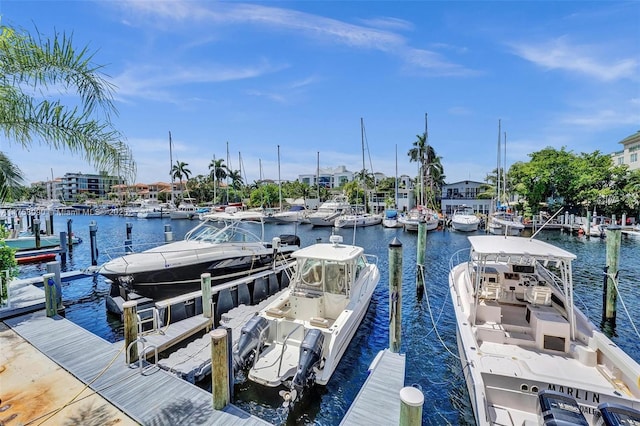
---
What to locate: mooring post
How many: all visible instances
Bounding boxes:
[67,219,73,252]
[89,221,98,266]
[389,237,403,353]
[1,270,11,307]
[164,224,173,242]
[585,211,592,238]
[416,221,426,299]
[621,213,627,228]
[603,226,622,324]
[46,261,63,312]
[49,211,54,235]
[123,300,139,363]
[59,231,67,266]
[34,219,41,249]
[399,386,424,425]
[124,239,133,253]
[43,273,57,317]
[201,273,213,322]
[211,328,230,410]
[126,222,133,240]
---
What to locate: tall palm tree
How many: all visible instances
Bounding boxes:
[208,158,228,203]
[408,133,445,208]
[0,152,25,201]
[0,25,136,201]
[171,161,191,198]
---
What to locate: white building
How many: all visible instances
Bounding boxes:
[611,130,640,171]
[441,180,492,216]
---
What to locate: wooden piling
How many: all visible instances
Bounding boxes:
[66,219,73,252]
[211,328,230,410]
[43,273,57,317]
[586,211,592,238]
[89,221,98,266]
[59,231,67,265]
[49,211,54,235]
[603,226,621,323]
[389,237,403,353]
[201,273,213,321]
[123,300,139,363]
[399,386,424,426]
[416,222,426,299]
[34,219,41,249]
[164,224,173,242]
[46,261,63,311]
[126,222,133,240]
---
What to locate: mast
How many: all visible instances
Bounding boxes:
[496,119,501,207]
[226,141,230,204]
[503,131,507,205]
[422,113,428,207]
[169,131,174,205]
[277,145,282,211]
[361,117,366,212]
[316,151,320,202]
[394,144,398,209]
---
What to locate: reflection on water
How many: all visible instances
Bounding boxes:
[16,215,640,425]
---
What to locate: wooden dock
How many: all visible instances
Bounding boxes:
[4,311,271,425]
[340,349,406,425]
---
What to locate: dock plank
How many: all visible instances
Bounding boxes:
[4,311,271,425]
[340,349,406,425]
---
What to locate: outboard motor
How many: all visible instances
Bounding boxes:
[594,402,640,426]
[537,390,588,426]
[292,329,324,392]
[232,315,269,372]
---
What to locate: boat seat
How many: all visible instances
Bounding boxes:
[525,286,552,306]
[480,282,503,301]
[266,307,288,318]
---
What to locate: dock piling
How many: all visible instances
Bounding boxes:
[46,261,63,312]
[34,219,41,249]
[124,300,139,363]
[126,222,132,240]
[399,386,424,425]
[211,328,230,410]
[164,224,173,242]
[389,237,403,353]
[59,231,67,265]
[602,226,622,326]
[43,273,57,317]
[201,273,213,321]
[66,219,73,252]
[89,221,98,265]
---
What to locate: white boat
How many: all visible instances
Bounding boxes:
[307,195,352,227]
[583,215,611,238]
[449,235,640,425]
[488,210,524,236]
[233,234,380,404]
[170,198,199,220]
[99,209,300,300]
[450,205,480,232]
[271,205,309,224]
[136,201,173,219]
[334,212,382,228]
[382,209,403,228]
[398,206,439,232]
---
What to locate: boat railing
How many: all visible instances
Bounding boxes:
[364,254,378,266]
[276,323,304,378]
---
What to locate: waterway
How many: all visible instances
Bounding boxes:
[16,214,640,425]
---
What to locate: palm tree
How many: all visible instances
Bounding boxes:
[408,133,445,208]
[0,152,25,202]
[171,161,191,199]
[0,25,136,201]
[208,158,228,203]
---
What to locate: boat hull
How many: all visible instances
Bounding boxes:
[4,235,82,251]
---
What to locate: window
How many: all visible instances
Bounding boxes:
[631,153,638,163]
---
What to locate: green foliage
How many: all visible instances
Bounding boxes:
[0,240,18,282]
[249,183,280,207]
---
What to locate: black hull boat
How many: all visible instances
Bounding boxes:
[99,210,300,300]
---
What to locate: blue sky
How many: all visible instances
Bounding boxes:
[2,1,639,187]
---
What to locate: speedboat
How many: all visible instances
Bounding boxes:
[398,206,439,232]
[450,205,480,232]
[382,209,403,228]
[334,212,382,228]
[4,233,82,251]
[233,234,379,405]
[487,210,524,235]
[307,195,352,227]
[98,210,300,300]
[170,198,199,220]
[449,235,640,425]
[271,205,309,224]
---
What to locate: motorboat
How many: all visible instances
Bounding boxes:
[271,205,309,224]
[382,209,402,228]
[450,205,480,232]
[583,215,611,238]
[170,198,199,220]
[449,235,640,425]
[233,234,379,405]
[334,212,382,228]
[98,210,300,300]
[487,210,524,236]
[137,201,173,219]
[4,233,82,251]
[398,206,439,232]
[307,195,352,227]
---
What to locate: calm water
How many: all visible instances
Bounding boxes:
[17,215,640,425]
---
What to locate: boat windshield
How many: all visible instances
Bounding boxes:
[185,220,263,244]
[296,258,349,296]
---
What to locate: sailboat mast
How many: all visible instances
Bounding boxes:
[316,151,320,202]
[361,117,366,212]
[169,131,174,205]
[278,145,282,211]
[496,119,501,207]
[423,113,428,206]
[395,144,398,209]
[503,131,507,205]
